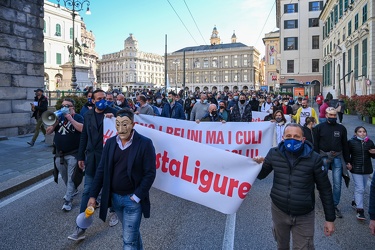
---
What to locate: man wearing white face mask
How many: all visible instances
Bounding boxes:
[190,93,209,121]
[115,94,129,109]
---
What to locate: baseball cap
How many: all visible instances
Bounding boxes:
[325,107,337,115]
[34,88,44,93]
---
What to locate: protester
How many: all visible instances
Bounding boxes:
[46,98,83,211]
[319,99,330,123]
[335,98,346,124]
[227,92,239,110]
[292,97,302,115]
[370,176,375,235]
[197,104,224,122]
[218,101,229,122]
[161,91,185,120]
[249,94,259,111]
[207,92,218,106]
[87,108,156,249]
[115,94,129,109]
[135,95,154,115]
[80,91,94,117]
[28,88,48,146]
[302,117,317,145]
[316,92,324,108]
[263,106,274,122]
[261,96,273,113]
[272,110,288,146]
[68,89,119,241]
[326,91,333,101]
[184,94,195,120]
[254,124,335,249]
[348,126,375,220]
[147,96,160,116]
[280,97,293,115]
[229,93,252,122]
[314,107,351,218]
[190,93,209,121]
[293,99,319,126]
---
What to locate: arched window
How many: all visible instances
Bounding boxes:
[55,24,61,36]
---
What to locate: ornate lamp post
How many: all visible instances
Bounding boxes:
[57,0,91,90]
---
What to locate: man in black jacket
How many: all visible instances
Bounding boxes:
[28,88,48,146]
[254,123,335,249]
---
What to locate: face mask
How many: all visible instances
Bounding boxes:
[284,138,303,153]
[234,96,239,100]
[203,100,208,104]
[168,98,173,103]
[284,102,288,105]
[211,111,217,116]
[253,98,256,101]
[275,117,282,123]
[88,98,92,103]
[95,99,107,110]
[268,109,273,114]
[327,117,337,124]
[228,98,232,102]
[357,136,364,141]
[156,99,162,104]
[220,106,225,109]
[116,100,122,106]
[106,101,113,106]
[60,106,70,115]
[191,100,195,103]
[240,100,246,104]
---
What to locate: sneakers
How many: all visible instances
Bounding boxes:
[72,189,79,197]
[62,200,72,211]
[95,201,100,209]
[27,141,35,146]
[351,201,357,210]
[335,207,343,218]
[356,209,365,220]
[109,212,119,227]
[68,226,86,241]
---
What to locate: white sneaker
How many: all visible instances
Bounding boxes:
[62,200,72,211]
[109,211,119,227]
[68,226,85,241]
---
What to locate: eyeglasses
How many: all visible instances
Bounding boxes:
[62,104,72,108]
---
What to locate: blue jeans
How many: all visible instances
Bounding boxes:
[112,193,143,250]
[80,175,93,213]
[352,173,370,209]
[322,156,342,207]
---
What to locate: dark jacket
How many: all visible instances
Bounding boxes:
[302,126,315,145]
[348,137,375,175]
[249,99,260,111]
[230,103,252,122]
[31,95,48,119]
[89,131,156,221]
[370,178,375,220]
[161,102,185,120]
[258,141,336,222]
[77,106,118,177]
[200,112,224,122]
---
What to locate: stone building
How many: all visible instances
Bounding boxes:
[167,26,261,93]
[321,0,374,97]
[99,33,164,93]
[262,30,281,92]
[0,0,44,137]
[43,0,98,91]
[276,0,325,96]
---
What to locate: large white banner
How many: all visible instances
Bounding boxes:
[104,118,262,214]
[133,114,275,158]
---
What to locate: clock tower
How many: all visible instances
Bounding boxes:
[210,25,221,45]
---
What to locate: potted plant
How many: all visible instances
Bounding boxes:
[367,101,375,124]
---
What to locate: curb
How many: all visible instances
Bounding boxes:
[0,163,54,199]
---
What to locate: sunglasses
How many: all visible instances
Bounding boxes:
[62,104,72,108]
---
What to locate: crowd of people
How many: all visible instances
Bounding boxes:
[27,87,375,249]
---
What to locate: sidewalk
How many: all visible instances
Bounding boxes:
[0,110,374,199]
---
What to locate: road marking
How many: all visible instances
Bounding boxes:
[222,213,236,250]
[0,178,53,209]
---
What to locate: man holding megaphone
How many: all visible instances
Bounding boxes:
[46,98,84,212]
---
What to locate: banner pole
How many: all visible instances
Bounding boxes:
[222,213,236,250]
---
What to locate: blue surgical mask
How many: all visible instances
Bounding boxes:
[357,136,364,141]
[106,101,113,106]
[95,99,107,110]
[203,100,208,104]
[88,97,92,103]
[234,96,239,100]
[284,139,304,153]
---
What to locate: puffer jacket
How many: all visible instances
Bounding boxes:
[348,137,375,175]
[258,141,336,222]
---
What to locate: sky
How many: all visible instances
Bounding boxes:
[51,0,277,57]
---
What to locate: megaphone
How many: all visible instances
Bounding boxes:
[42,107,69,126]
[76,206,95,229]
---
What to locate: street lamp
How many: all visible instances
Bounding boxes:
[57,0,91,90]
[173,60,180,93]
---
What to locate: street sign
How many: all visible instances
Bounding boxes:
[305,81,311,85]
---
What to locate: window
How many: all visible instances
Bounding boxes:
[348,48,352,75]
[284,3,298,13]
[312,36,319,49]
[70,28,73,39]
[203,59,209,68]
[284,20,298,29]
[309,18,319,27]
[56,53,61,64]
[339,0,343,17]
[55,24,61,36]
[363,4,367,24]
[309,1,323,11]
[354,14,359,30]
[354,44,358,79]
[287,60,294,73]
[362,39,367,76]
[44,51,46,63]
[284,37,298,50]
[312,59,319,72]
[43,20,46,33]
[344,0,349,11]
[334,5,338,24]
[270,56,275,65]
[348,20,352,36]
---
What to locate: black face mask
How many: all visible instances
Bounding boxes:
[211,111,217,116]
[240,100,246,104]
[219,106,225,109]
[327,117,337,124]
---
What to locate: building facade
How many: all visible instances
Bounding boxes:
[99,34,164,93]
[276,0,325,96]
[321,0,374,98]
[43,0,98,91]
[167,27,261,93]
[263,30,281,92]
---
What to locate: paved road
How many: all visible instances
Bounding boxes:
[1,110,375,249]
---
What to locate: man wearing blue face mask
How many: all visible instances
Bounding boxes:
[68,89,118,241]
[254,123,336,249]
[314,107,351,219]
